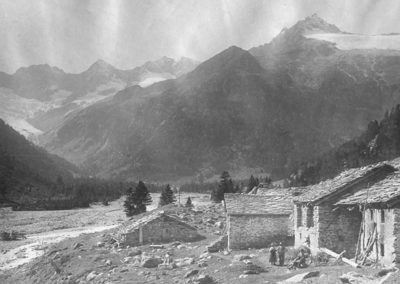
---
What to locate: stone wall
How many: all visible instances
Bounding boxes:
[294,204,361,258]
[227,213,290,250]
[294,204,319,253]
[121,216,201,246]
[317,205,361,258]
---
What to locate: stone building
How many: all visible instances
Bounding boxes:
[224,193,293,250]
[118,211,201,246]
[336,171,400,265]
[294,163,396,262]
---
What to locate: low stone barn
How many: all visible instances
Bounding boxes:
[224,193,293,250]
[294,163,396,260]
[118,211,201,246]
[336,171,400,265]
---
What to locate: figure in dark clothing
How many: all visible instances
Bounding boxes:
[269,243,277,265]
[277,242,285,266]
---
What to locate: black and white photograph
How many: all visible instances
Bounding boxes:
[1,0,400,283]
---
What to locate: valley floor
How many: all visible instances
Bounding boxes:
[0,193,208,272]
[0,193,399,283]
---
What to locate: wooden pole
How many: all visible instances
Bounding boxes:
[320,248,360,268]
[355,206,364,262]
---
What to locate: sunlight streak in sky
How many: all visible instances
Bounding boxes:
[0,0,399,73]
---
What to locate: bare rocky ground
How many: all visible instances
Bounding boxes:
[1,193,399,284]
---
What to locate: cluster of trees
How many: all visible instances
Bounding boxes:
[124,181,153,217]
[11,178,131,210]
[179,181,218,193]
[246,175,273,193]
[210,171,276,202]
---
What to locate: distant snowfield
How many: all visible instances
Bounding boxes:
[138,73,175,88]
[306,33,400,50]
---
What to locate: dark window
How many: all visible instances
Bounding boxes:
[297,205,302,228]
[370,209,374,220]
[381,210,385,223]
[380,244,385,256]
[306,206,314,228]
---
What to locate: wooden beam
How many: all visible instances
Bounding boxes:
[319,247,360,268]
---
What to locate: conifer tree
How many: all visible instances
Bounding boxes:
[246,175,258,193]
[211,171,233,203]
[185,196,193,208]
[135,181,152,213]
[123,181,152,217]
[123,187,138,217]
[158,184,176,207]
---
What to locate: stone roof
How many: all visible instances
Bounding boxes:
[251,187,303,197]
[294,163,395,204]
[224,193,292,215]
[120,210,196,234]
[335,171,400,206]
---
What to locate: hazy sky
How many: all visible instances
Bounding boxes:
[0,0,399,74]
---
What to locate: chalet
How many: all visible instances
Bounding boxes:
[224,193,293,250]
[118,211,201,246]
[336,171,400,265]
[294,163,397,265]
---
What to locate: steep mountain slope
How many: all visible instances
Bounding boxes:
[289,105,400,186]
[0,119,80,202]
[42,15,400,182]
[0,57,199,139]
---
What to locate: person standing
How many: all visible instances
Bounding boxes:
[277,242,285,266]
[269,243,277,265]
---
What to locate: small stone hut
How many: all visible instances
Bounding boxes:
[224,193,293,250]
[294,163,396,261]
[118,211,201,246]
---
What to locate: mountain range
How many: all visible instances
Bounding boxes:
[4,14,400,183]
[0,56,198,140]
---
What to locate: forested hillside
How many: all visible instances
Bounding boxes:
[0,119,81,201]
[289,105,400,186]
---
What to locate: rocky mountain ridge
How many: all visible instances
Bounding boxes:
[0,57,199,140]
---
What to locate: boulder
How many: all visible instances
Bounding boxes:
[158,263,176,270]
[141,257,163,268]
[214,221,223,229]
[185,269,199,278]
[195,274,214,284]
[150,245,164,249]
[72,243,83,250]
[86,271,98,281]
[199,252,209,259]
[233,254,252,261]
[128,249,142,257]
[243,270,259,275]
[339,272,376,284]
[175,257,195,267]
[198,261,208,267]
[123,257,132,263]
[282,271,320,283]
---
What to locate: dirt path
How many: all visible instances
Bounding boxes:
[0,225,117,271]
